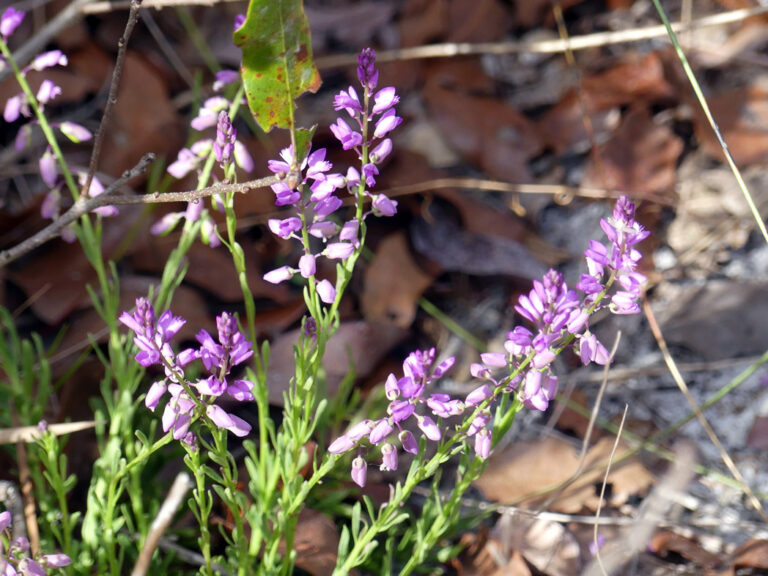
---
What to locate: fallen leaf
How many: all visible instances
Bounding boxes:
[474,436,654,513]
[733,538,768,570]
[100,52,181,178]
[649,530,721,568]
[265,321,408,405]
[410,200,547,281]
[693,85,768,166]
[423,84,544,183]
[657,280,768,360]
[361,232,434,328]
[277,508,339,576]
[582,106,683,196]
[492,515,581,576]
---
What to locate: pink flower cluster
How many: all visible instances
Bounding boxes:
[0,510,70,575]
[1,7,108,242]
[119,298,254,444]
[263,49,401,297]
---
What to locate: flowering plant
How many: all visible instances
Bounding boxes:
[0,3,652,575]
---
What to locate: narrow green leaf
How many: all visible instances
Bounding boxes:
[235,0,321,132]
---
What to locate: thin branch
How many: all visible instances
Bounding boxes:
[314,6,768,68]
[131,472,193,576]
[84,0,242,13]
[82,0,144,199]
[0,162,277,268]
[642,297,768,524]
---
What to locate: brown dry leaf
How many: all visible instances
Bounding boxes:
[435,188,568,267]
[99,52,181,178]
[747,416,768,450]
[410,200,547,281]
[582,106,683,196]
[733,538,768,570]
[423,84,544,183]
[445,0,512,43]
[7,205,143,324]
[538,90,620,155]
[474,436,654,513]
[492,515,581,576]
[657,280,768,360]
[265,321,407,405]
[581,52,676,111]
[361,232,434,328]
[649,530,722,569]
[277,508,339,576]
[693,85,768,166]
[129,236,290,303]
[56,277,214,357]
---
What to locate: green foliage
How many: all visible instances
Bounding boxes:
[235,0,321,133]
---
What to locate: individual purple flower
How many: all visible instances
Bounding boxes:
[213,69,239,91]
[371,194,398,217]
[380,442,397,471]
[373,108,402,139]
[1,7,24,39]
[268,217,302,239]
[36,80,60,105]
[372,88,399,115]
[264,265,295,285]
[39,148,57,188]
[298,254,316,278]
[322,242,354,260]
[474,428,492,459]
[206,404,250,437]
[330,117,363,150]
[351,456,367,487]
[316,279,336,304]
[333,86,363,117]
[233,13,246,30]
[59,121,91,143]
[27,50,67,72]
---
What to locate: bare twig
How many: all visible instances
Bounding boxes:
[84,0,242,13]
[642,297,768,524]
[131,472,193,576]
[82,0,144,199]
[0,420,102,444]
[0,154,154,268]
[583,442,696,576]
[593,404,628,576]
[11,408,39,556]
[0,164,277,268]
[314,6,768,69]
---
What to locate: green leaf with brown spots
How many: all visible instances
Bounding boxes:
[234,0,321,132]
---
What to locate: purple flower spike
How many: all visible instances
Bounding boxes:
[214,110,236,168]
[351,456,367,487]
[357,47,378,91]
[1,7,24,39]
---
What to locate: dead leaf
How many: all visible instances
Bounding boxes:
[581,52,676,111]
[657,280,768,360]
[361,232,434,328]
[474,436,654,513]
[100,52,181,178]
[733,538,768,570]
[424,84,544,183]
[649,530,722,568]
[410,200,547,280]
[265,321,408,405]
[492,515,581,576]
[693,85,768,166]
[582,106,683,195]
[277,508,339,576]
